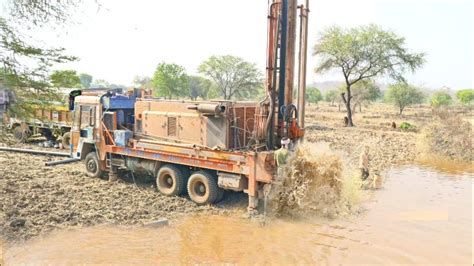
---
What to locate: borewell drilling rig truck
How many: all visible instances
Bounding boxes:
[68,0,309,211]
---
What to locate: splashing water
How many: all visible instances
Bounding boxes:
[269,142,365,218]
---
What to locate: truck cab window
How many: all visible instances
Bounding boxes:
[79,105,95,128]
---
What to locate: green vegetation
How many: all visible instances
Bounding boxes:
[456,89,474,106]
[188,76,214,100]
[0,1,78,117]
[50,70,81,89]
[313,24,425,126]
[198,55,262,100]
[350,80,382,112]
[306,87,323,105]
[385,83,425,115]
[324,89,339,106]
[79,73,93,89]
[430,91,452,107]
[152,62,188,99]
[399,122,415,131]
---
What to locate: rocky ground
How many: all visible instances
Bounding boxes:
[1,103,470,242]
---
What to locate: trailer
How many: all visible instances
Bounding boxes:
[4,88,123,147]
[69,0,310,211]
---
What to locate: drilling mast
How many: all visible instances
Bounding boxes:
[264,0,309,148]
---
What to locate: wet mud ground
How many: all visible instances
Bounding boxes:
[0,146,243,242]
[3,165,473,265]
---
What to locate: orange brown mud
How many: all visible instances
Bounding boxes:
[3,166,473,264]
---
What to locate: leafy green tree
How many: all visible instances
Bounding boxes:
[50,70,80,88]
[152,62,188,99]
[324,89,339,106]
[198,55,262,100]
[306,87,322,105]
[431,91,452,107]
[313,24,425,126]
[351,79,382,112]
[385,83,424,115]
[1,1,78,116]
[188,76,213,100]
[133,75,152,88]
[79,73,93,89]
[456,89,474,106]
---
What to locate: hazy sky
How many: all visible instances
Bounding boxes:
[5,0,473,89]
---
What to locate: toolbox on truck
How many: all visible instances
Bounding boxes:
[114,130,133,147]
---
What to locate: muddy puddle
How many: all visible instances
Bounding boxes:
[3,165,472,265]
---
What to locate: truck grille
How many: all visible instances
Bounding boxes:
[167,117,177,136]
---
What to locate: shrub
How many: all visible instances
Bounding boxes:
[431,91,452,107]
[456,89,474,106]
[399,122,415,131]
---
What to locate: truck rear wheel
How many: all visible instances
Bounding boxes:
[13,126,28,143]
[85,152,102,178]
[156,164,187,196]
[187,171,219,205]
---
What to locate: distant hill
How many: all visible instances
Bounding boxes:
[307,81,389,93]
[307,81,342,93]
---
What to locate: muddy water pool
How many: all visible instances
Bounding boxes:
[3,165,472,265]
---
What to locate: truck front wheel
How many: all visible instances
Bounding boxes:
[62,132,71,149]
[156,164,187,196]
[187,171,219,205]
[84,152,102,178]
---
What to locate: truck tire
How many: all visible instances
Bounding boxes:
[13,126,28,143]
[62,132,71,148]
[215,188,225,203]
[156,164,187,196]
[187,171,219,205]
[84,152,102,178]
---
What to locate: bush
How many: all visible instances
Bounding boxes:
[431,91,452,107]
[399,122,415,131]
[456,89,474,106]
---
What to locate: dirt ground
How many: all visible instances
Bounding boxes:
[0,102,471,242]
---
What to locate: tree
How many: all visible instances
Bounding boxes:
[152,62,188,99]
[306,87,323,105]
[50,70,80,88]
[350,79,382,112]
[385,83,424,115]
[313,24,425,126]
[324,89,339,106]
[1,1,78,116]
[431,91,452,107]
[188,76,213,100]
[198,55,262,100]
[133,75,152,88]
[79,73,93,89]
[456,89,474,106]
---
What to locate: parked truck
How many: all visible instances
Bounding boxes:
[69,0,310,211]
[4,89,122,147]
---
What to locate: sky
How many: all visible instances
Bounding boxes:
[3,0,473,89]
